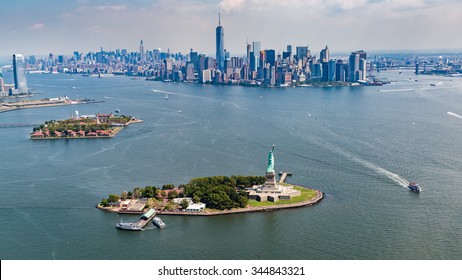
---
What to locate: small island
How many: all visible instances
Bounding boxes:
[98,147,324,216]
[30,113,143,139]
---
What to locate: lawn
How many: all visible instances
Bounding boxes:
[247,186,318,207]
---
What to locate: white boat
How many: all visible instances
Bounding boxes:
[116,221,142,231]
[165,94,169,100]
[152,217,166,228]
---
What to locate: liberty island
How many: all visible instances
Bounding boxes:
[98,145,323,217]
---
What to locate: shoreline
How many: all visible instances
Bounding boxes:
[97,189,324,216]
[1,98,104,113]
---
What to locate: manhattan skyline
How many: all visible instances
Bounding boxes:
[1,0,462,57]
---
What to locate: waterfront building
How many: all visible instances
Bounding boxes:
[246,43,251,66]
[201,69,212,83]
[320,45,329,62]
[12,54,28,94]
[205,57,216,70]
[296,46,309,60]
[185,62,195,81]
[349,52,360,82]
[359,58,367,81]
[252,41,261,72]
[0,77,6,97]
[335,59,347,82]
[215,14,225,71]
[266,49,276,67]
[328,59,336,81]
[189,50,199,72]
[321,61,329,81]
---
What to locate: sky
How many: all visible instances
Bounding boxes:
[1,0,461,57]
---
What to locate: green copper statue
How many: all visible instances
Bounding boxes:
[266,145,275,173]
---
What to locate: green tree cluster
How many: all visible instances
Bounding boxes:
[183,176,264,210]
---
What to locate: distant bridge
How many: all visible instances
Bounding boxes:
[0,124,40,128]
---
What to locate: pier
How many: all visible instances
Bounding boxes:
[116,208,156,231]
[278,171,292,183]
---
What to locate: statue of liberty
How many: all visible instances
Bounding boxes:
[266,145,275,173]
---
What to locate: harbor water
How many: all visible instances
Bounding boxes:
[1,71,462,259]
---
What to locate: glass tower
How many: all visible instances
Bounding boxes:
[215,14,225,71]
[13,54,28,94]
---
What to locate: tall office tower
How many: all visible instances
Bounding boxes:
[287,45,292,54]
[359,58,367,81]
[246,43,251,66]
[335,59,347,82]
[266,49,276,67]
[328,59,336,81]
[349,52,360,82]
[321,61,329,81]
[190,50,199,72]
[252,41,261,71]
[320,45,329,62]
[216,13,225,71]
[140,40,145,62]
[296,46,309,61]
[12,54,28,94]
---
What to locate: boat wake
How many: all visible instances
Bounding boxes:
[151,89,175,95]
[323,144,410,188]
[447,111,462,119]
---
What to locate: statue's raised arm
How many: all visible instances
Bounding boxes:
[266,145,275,173]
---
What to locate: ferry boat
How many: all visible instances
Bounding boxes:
[116,208,156,231]
[116,221,142,231]
[152,217,166,228]
[408,182,421,193]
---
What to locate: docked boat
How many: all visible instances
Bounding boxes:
[408,182,421,193]
[152,217,166,228]
[116,208,156,231]
[116,221,142,231]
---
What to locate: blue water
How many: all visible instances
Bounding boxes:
[1,72,462,259]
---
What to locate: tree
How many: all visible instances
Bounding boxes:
[100,199,109,207]
[121,191,128,200]
[180,199,189,209]
[162,184,175,190]
[107,194,120,203]
[168,189,179,199]
[193,195,201,204]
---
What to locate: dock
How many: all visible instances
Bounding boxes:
[116,208,156,230]
[278,171,292,183]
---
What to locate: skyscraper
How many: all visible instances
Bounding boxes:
[12,54,28,94]
[320,45,329,62]
[252,41,261,72]
[139,40,145,62]
[349,52,360,82]
[215,14,225,71]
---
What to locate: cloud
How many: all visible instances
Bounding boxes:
[218,0,245,12]
[95,5,127,11]
[28,23,45,30]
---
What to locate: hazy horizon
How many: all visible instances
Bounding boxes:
[1,0,462,57]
